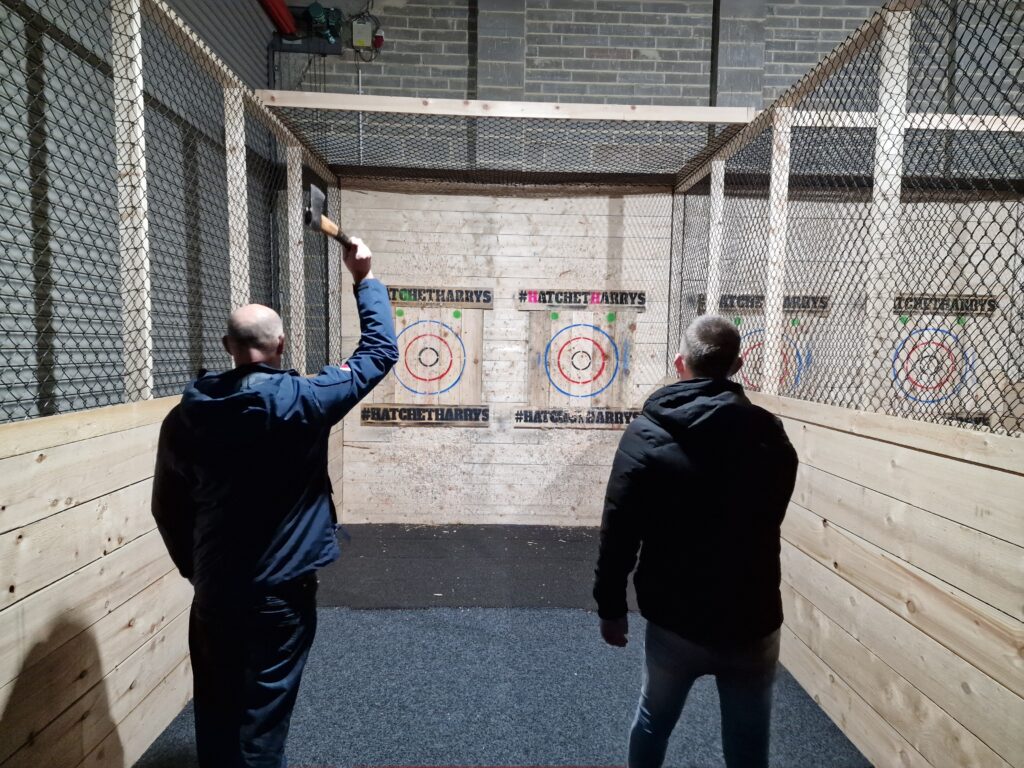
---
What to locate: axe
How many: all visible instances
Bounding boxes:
[304,184,352,249]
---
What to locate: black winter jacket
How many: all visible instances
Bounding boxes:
[593,377,798,646]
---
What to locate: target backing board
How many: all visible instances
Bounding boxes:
[885,293,1002,425]
[517,289,644,427]
[362,286,491,427]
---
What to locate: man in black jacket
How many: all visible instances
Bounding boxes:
[594,314,798,768]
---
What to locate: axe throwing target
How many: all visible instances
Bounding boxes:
[395,319,467,396]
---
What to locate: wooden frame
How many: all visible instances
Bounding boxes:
[286,146,306,374]
[861,9,911,409]
[113,0,154,402]
[762,107,793,396]
[256,90,758,124]
[224,87,251,308]
[705,160,726,315]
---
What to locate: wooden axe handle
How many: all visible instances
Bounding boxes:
[320,214,353,249]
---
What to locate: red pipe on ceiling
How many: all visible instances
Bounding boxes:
[259,0,298,36]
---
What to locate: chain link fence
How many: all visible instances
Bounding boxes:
[2,0,1020,435]
[0,0,338,422]
[670,0,1023,435]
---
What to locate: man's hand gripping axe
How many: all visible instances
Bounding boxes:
[304,184,352,249]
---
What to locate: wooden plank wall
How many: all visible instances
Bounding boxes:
[333,185,673,525]
[749,392,1024,768]
[0,397,192,768]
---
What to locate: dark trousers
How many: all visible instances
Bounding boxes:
[629,621,781,768]
[189,574,318,768]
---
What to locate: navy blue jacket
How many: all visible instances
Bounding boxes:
[152,279,398,606]
[594,378,798,646]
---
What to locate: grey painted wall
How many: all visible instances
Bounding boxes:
[166,0,276,89]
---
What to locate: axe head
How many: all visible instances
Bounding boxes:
[304,183,327,231]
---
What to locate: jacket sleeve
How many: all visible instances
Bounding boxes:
[593,423,651,620]
[765,416,799,526]
[309,278,400,425]
[151,406,196,581]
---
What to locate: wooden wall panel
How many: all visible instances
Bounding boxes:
[337,186,672,525]
[754,394,1024,768]
[0,397,194,768]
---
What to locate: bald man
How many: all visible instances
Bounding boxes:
[594,315,798,768]
[152,237,398,768]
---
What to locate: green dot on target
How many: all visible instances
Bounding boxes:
[606,312,617,323]
[453,310,462,319]
[791,317,800,327]
[733,317,742,326]
[396,309,405,318]
[550,312,559,320]
[899,315,909,325]
[956,315,966,326]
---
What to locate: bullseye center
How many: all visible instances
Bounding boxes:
[418,347,441,368]
[571,350,593,371]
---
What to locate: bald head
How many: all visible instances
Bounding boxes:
[224,304,285,366]
[678,315,742,380]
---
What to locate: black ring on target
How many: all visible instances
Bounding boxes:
[394,320,466,396]
[891,328,971,404]
[544,324,619,398]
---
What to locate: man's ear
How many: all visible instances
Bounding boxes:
[729,356,743,377]
[276,336,286,356]
[674,352,686,379]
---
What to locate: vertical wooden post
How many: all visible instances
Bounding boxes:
[224,87,250,308]
[327,186,343,364]
[762,107,793,396]
[112,0,153,400]
[706,159,726,315]
[286,145,306,374]
[861,10,911,410]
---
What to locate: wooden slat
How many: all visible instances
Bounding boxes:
[79,653,193,768]
[779,626,931,768]
[749,392,1024,475]
[781,418,1024,546]
[793,464,1024,620]
[0,422,161,535]
[2,612,189,768]
[258,89,756,123]
[0,530,172,689]
[0,396,175,462]
[781,543,1024,765]
[783,502,1024,698]
[783,582,1011,768]
[0,571,191,764]
[0,478,156,610]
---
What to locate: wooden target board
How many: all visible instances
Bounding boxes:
[516,289,645,428]
[362,286,491,427]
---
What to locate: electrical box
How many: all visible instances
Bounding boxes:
[352,20,373,49]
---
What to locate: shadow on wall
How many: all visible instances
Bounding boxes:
[0,620,124,767]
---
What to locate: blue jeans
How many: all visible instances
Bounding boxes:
[629,621,780,768]
[190,574,318,768]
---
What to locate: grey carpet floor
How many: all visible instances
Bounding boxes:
[136,607,869,768]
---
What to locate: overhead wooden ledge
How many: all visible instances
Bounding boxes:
[256,90,759,124]
[749,393,1024,476]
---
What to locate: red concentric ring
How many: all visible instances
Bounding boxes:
[403,333,454,383]
[555,337,608,385]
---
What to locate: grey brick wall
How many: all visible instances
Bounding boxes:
[276,0,887,108]
[278,0,474,99]
[763,0,882,105]
[523,0,714,106]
